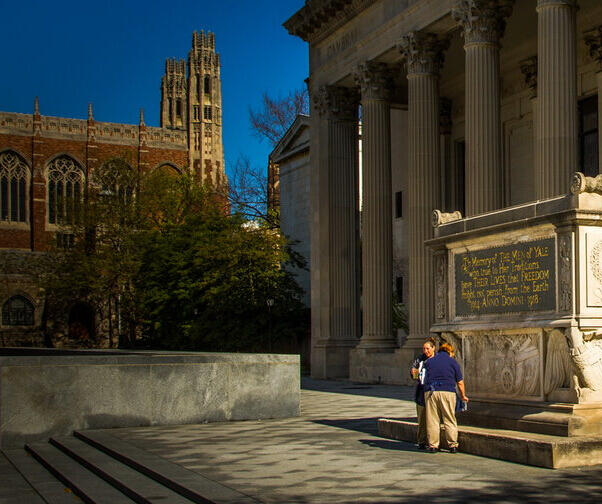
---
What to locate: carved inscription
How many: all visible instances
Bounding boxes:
[455,238,556,316]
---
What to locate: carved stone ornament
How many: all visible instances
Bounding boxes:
[434,252,448,321]
[570,171,602,195]
[464,331,540,397]
[558,232,573,312]
[398,31,450,76]
[439,332,463,365]
[519,56,538,97]
[432,209,463,227]
[353,61,394,101]
[566,327,602,392]
[584,25,602,70]
[452,0,514,45]
[544,329,573,394]
[312,85,360,119]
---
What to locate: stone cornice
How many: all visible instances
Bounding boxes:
[284,0,378,43]
[313,85,360,119]
[452,0,514,46]
[398,31,450,76]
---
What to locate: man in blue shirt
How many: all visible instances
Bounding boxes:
[423,343,468,453]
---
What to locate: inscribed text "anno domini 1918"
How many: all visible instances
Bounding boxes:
[454,238,556,316]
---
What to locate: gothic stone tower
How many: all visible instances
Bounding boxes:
[160,31,225,186]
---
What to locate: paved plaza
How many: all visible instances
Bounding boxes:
[4,377,602,503]
[104,378,602,503]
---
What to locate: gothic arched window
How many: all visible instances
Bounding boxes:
[0,150,29,222]
[47,156,84,225]
[204,75,211,94]
[2,295,34,326]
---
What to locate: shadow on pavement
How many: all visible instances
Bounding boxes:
[302,377,414,400]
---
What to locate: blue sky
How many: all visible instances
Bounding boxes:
[0,0,308,176]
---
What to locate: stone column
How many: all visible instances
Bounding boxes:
[453,0,513,216]
[399,32,448,348]
[354,62,396,351]
[536,0,578,198]
[520,55,539,201]
[584,26,602,172]
[310,85,360,378]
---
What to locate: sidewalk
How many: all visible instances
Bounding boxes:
[105,378,602,503]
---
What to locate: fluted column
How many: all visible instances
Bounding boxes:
[537,0,578,198]
[399,32,448,348]
[311,85,360,378]
[453,0,513,215]
[354,62,396,350]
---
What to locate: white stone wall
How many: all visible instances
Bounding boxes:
[279,153,311,305]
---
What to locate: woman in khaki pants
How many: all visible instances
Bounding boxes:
[423,343,468,453]
[410,338,436,449]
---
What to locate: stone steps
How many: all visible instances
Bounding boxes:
[2,430,259,504]
[378,417,602,469]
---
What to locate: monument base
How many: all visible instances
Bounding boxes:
[378,418,602,469]
[457,399,602,437]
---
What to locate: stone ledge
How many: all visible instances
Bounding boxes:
[0,350,300,448]
[378,418,602,468]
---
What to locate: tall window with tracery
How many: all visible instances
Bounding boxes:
[2,295,34,326]
[0,151,29,222]
[47,156,84,225]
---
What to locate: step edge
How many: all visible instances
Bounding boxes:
[50,437,149,504]
[74,431,219,504]
[25,443,98,504]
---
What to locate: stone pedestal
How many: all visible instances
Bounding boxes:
[428,176,602,437]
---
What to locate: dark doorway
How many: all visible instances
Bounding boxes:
[68,302,95,343]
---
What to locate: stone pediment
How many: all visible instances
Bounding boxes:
[270,114,310,164]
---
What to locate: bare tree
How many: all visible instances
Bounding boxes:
[248,88,309,146]
[224,155,278,228]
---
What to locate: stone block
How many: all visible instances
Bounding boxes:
[0,350,300,448]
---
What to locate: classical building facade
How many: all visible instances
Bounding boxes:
[285,0,602,383]
[0,31,225,347]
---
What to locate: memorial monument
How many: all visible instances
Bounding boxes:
[427,173,602,437]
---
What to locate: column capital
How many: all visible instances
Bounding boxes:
[519,56,538,97]
[398,31,450,76]
[312,85,360,119]
[452,0,514,46]
[354,61,394,101]
[584,26,602,69]
[537,0,577,9]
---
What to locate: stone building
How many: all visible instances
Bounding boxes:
[285,0,602,383]
[268,114,312,306]
[0,31,225,347]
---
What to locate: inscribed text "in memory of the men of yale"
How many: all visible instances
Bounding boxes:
[454,238,556,316]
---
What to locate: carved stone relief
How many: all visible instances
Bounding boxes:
[586,234,602,307]
[463,331,541,397]
[566,327,602,394]
[558,232,573,312]
[544,329,573,394]
[434,252,448,321]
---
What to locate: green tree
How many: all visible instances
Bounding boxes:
[44,158,307,351]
